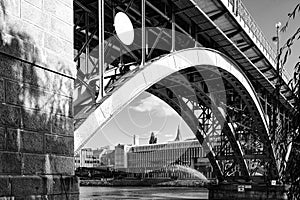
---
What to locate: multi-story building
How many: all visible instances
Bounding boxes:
[124,128,213,179]
[75,128,213,180]
[74,148,100,168]
[126,139,212,179]
[114,144,132,170]
[100,149,115,167]
[75,146,116,170]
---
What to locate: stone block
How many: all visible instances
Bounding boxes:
[1,0,21,18]
[0,176,11,196]
[22,86,43,110]
[46,175,79,195]
[51,17,73,43]
[6,128,19,152]
[4,14,44,47]
[51,115,73,135]
[57,96,73,117]
[57,0,73,8]
[0,54,23,81]
[44,33,72,58]
[44,94,72,117]
[6,79,52,111]
[52,75,74,98]
[0,127,5,150]
[0,32,37,64]
[47,155,74,174]
[23,153,45,175]
[45,134,73,156]
[20,131,44,153]
[5,80,23,105]
[21,1,50,30]
[0,54,42,86]
[44,0,73,25]
[44,49,76,78]
[21,63,73,98]
[11,176,44,196]
[24,0,43,9]
[0,104,21,128]
[22,109,51,132]
[0,79,4,102]
[48,193,79,200]
[0,175,78,199]
[0,151,22,174]
[5,79,72,116]
[22,63,40,88]
[68,98,73,117]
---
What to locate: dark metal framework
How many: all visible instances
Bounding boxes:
[73,0,295,183]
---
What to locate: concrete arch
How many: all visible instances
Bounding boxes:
[75,47,278,179]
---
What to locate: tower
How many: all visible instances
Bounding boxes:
[174,125,182,141]
[133,134,140,146]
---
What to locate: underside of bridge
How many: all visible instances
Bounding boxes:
[73,0,296,189]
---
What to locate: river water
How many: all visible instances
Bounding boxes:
[80,186,208,199]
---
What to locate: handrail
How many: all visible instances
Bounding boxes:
[227,0,291,82]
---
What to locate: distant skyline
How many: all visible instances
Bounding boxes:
[86,92,195,148]
[85,0,300,149]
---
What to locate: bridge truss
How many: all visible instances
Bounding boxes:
[73,0,296,183]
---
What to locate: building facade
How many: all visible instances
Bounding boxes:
[115,144,132,170]
[127,139,213,179]
[75,129,213,180]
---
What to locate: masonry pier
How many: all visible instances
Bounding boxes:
[208,183,289,200]
[0,0,79,198]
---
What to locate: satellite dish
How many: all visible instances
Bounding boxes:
[114,12,134,45]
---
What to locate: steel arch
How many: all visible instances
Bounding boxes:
[75,47,278,179]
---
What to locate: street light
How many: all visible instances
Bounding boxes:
[271,22,281,141]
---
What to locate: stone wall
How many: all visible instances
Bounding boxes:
[0,0,78,199]
[208,183,289,200]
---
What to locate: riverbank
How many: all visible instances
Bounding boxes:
[80,178,207,187]
[80,186,209,199]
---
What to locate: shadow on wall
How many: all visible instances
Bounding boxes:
[0,2,74,176]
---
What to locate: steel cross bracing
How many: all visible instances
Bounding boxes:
[73,0,296,183]
[161,73,250,179]
[74,46,288,182]
[147,88,225,180]
[74,0,295,126]
[147,67,274,181]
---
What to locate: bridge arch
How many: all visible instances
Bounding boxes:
[75,47,279,181]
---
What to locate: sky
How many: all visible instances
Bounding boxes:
[242,0,300,77]
[85,0,300,149]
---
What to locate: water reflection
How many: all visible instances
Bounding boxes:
[80,186,208,199]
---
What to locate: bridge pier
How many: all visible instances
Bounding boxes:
[208,183,289,200]
[0,0,78,199]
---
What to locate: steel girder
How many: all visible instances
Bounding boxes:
[147,70,250,179]
[146,88,224,181]
[74,47,279,180]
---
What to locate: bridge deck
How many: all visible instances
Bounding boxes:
[73,0,296,182]
[172,0,293,107]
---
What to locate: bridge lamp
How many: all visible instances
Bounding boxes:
[272,22,281,46]
[114,12,135,45]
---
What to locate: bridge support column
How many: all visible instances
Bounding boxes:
[0,0,78,199]
[208,183,289,200]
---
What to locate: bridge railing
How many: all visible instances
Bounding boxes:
[226,0,291,84]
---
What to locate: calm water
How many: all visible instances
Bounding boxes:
[80,186,208,200]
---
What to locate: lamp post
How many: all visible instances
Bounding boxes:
[271,22,281,143]
[275,22,281,77]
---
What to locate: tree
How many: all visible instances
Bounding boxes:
[149,132,157,144]
[278,2,300,200]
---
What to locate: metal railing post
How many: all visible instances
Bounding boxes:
[141,0,146,67]
[96,0,104,102]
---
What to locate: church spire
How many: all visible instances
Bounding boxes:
[174,125,182,141]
